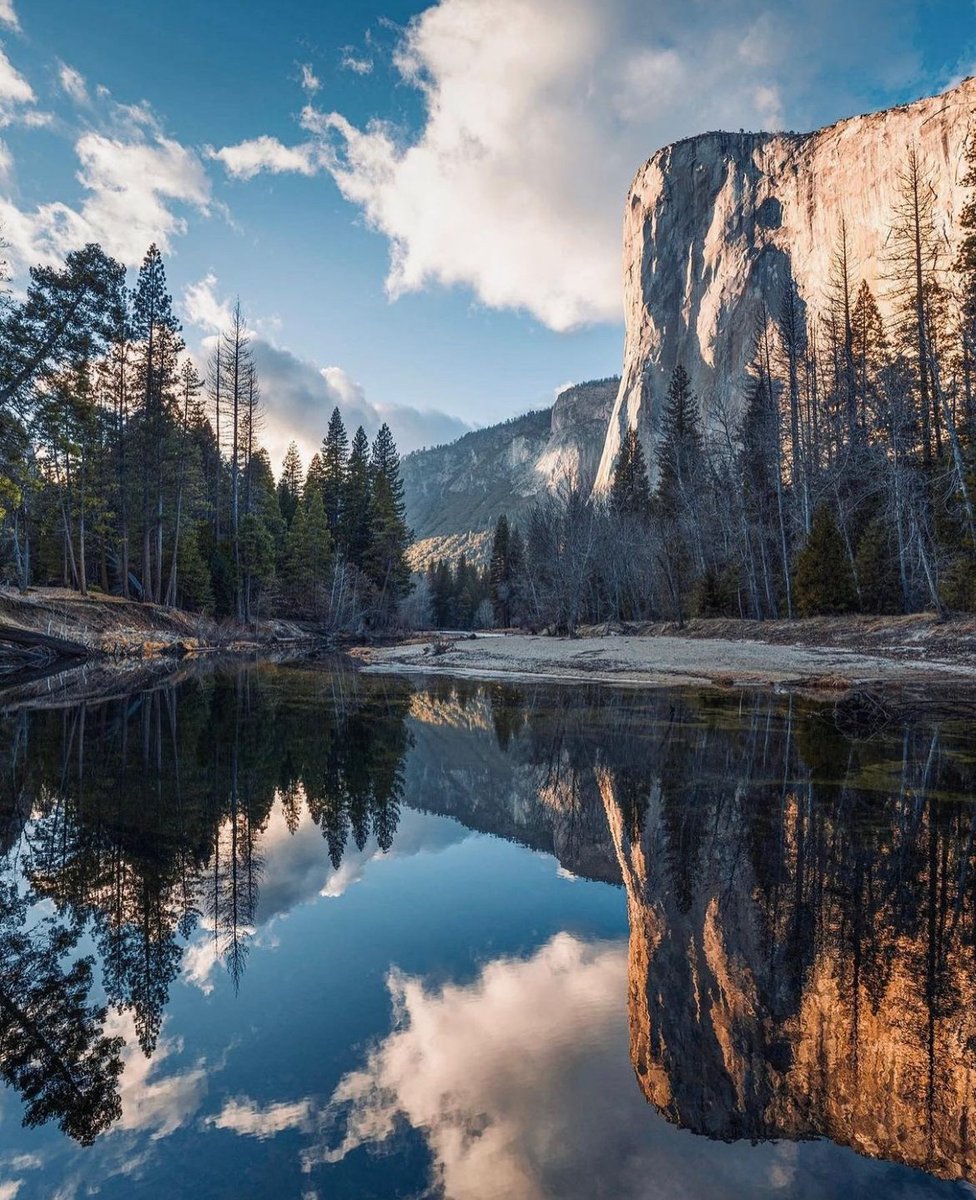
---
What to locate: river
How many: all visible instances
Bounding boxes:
[0,662,973,1198]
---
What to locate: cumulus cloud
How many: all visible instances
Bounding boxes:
[207,1097,314,1140]
[252,339,472,467]
[305,934,887,1197]
[0,111,210,270]
[181,273,472,470]
[306,935,675,1197]
[206,135,318,181]
[182,271,233,332]
[209,0,927,332]
[106,1010,208,1141]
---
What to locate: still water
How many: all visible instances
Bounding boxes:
[0,662,974,1198]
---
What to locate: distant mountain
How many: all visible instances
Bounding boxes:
[402,377,618,568]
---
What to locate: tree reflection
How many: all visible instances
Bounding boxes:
[0,664,412,1142]
[0,881,123,1145]
[2,666,976,1180]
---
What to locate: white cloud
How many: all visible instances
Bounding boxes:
[0,1,18,32]
[340,50,373,75]
[206,135,319,181]
[207,1097,314,1140]
[182,272,233,332]
[308,935,643,1194]
[180,272,473,469]
[300,64,320,94]
[0,124,211,269]
[58,61,89,105]
[209,0,931,332]
[0,41,32,115]
[106,1010,208,1141]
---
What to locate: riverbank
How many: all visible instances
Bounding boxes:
[0,587,319,674]
[351,615,976,691]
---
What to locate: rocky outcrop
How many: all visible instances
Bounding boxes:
[595,77,976,489]
[403,378,617,564]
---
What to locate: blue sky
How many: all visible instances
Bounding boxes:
[0,0,973,467]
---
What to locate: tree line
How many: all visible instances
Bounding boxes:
[0,242,412,627]
[453,140,976,634]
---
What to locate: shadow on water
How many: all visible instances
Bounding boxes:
[0,662,975,1186]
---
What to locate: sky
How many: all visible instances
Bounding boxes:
[0,0,973,469]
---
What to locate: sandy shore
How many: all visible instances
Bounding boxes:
[352,631,976,690]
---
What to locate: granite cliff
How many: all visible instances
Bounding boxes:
[595,77,976,489]
[402,377,617,568]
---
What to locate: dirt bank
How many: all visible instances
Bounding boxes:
[0,587,319,673]
[352,618,976,692]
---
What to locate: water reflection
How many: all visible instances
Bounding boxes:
[595,697,976,1181]
[0,667,414,1144]
[0,666,974,1197]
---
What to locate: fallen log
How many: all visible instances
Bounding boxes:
[0,623,91,661]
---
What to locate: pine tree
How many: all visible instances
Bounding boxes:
[282,501,310,603]
[304,452,325,499]
[610,428,651,517]
[321,407,348,537]
[131,244,184,603]
[428,559,454,628]
[367,423,411,611]
[277,442,303,526]
[855,516,900,614]
[489,514,513,626]
[304,488,333,583]
[176,523,215,613]
[657,364,702,517]
[793,505,858,616]
[851,281,888,427]
[340,426,372,569]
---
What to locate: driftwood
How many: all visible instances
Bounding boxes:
[0,622,90,671]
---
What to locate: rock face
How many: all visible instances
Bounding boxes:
[594,77,976,490]
[403,378,617,567]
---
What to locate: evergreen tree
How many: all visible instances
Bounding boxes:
[793,504,858,616]
[367,423,411,611]
[610,427,651,517]
[304,452,326,499]
[340,426,373,569]
[277,442,303,526]
[131,244,184,604]
[321,407,349,537]
[657,364,702,516]
[855,516,900,614]
[489,514,519,626]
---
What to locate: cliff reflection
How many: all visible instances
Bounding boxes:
[593,692,976,1181]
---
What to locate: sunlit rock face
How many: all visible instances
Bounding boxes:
[597,726,976,1181]
[594,77,975,489]
[403,378,617,567]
